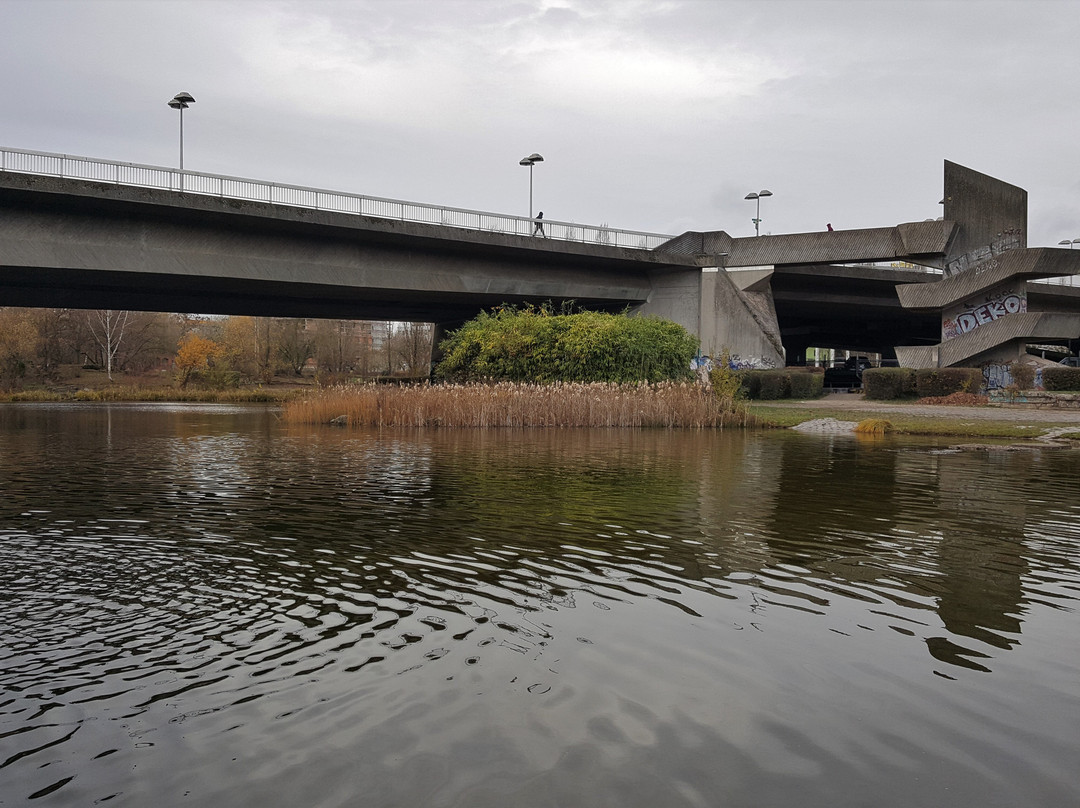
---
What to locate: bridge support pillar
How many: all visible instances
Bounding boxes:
[639,266,785,369]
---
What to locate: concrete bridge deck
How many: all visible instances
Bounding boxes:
[4,149,1080,370]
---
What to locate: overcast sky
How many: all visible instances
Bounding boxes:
[2,0,1078,246]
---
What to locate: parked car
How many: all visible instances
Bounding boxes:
[1060,356,1080,367]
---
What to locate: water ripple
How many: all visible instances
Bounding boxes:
[2,408,1080,805]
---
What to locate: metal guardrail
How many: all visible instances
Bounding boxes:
[0,146,675,250]
[861,261,942,273]
[1033,274,1080,287]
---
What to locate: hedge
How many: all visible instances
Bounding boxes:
[862,367,917,400]
[914,368,984,398]
[1008,362,1036,389]
[740,367,824,400]
[1042,366,1080,391]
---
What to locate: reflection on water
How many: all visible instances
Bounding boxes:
[2,404,1080,807]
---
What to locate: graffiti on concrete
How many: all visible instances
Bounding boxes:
[982,363,1012,390]
[690,356,713,373]
[729,354,776,370]
[690,354,777,372]
[942,284,1026,341]
[944,230,1023,276]
[982,362,1044,391]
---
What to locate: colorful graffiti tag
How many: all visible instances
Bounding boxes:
[942,285,1026,341]
[690,354,777,372]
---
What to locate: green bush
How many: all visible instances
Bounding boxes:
[738,370,761,399]
[915,368,984,398]
[739,367,823,400]
[1008,362,1035,389]
[787,367,824,398]
[708,351,744,405]
[862,367,917,400]
[1042,366,1080,391]
[756,370,788,399]
[435,305,699,383]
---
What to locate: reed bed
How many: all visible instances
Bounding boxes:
[283,381,756,429]
[854,418,895,435]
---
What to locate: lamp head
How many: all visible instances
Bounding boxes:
[169,92,195,109]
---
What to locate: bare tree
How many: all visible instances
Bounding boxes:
[389,322,434,377]
[311,319,353,376]
[85,310,131,382]
[275,318,314,376]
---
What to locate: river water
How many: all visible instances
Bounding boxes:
[2,403,1079,807]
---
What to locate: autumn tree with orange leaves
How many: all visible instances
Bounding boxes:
[174,333,224,388]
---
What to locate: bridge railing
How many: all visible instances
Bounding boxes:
[0,146,674,250]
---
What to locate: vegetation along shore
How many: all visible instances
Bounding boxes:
[4,304,1080,442]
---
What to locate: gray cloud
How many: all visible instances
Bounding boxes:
[1,0,1077,244]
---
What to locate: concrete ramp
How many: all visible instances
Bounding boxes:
[658,220,956,268]
[897,248,1080,311]
[896,312,1080,368]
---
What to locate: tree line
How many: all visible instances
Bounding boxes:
[0,307,433,390]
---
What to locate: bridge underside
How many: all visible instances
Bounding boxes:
[736,264,942,359]
[0,174,675,324]
[0,264,642,323]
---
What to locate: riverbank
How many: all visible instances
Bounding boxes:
[7,383,1080,441]
[0,385,303,403]
[750,391,1080,439]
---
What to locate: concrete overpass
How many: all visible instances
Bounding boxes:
[2,147,1078,369]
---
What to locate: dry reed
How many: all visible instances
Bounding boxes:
[283,381,755,429]
[854,418,895,435]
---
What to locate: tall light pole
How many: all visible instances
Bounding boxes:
[519,153,543,219]
[167,92,195,170]
[1059,238,1080,249]
[744,189,773,237]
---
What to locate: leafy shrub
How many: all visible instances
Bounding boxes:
[1042,366,1080,391]
[1008,362,1035,389]
[738,367,823,400]
[915,368,984,398]
[756,370,788,400]
[708,350,745,408]
[787,367,824,399]
[862,367,917,400]
[738,370,761,399]
[435,305,699,384]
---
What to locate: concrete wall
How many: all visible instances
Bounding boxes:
[639,267,785,368]
[942,160,1027,263]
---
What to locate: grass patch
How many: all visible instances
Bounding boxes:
[748,403,1072,439]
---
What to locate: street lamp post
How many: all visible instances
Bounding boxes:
[1059,239,1080,249]
[744,189,773,237]
[167,92,195,170]
[519,153,544,219]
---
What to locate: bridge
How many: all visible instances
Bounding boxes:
[2,147,1079,369]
